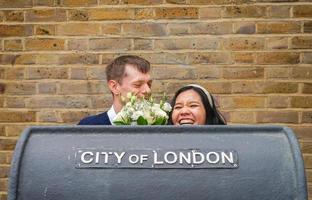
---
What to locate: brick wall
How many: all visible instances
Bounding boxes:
[0,0,312,199]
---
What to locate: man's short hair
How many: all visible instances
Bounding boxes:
[106,55,150,83]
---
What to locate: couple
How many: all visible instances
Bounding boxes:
[78,55,226,126]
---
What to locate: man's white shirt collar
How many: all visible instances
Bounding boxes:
[107,106,117,125]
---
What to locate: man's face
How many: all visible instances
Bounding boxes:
[118,65,152,99]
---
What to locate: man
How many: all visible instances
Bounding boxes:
[78,55,152,125]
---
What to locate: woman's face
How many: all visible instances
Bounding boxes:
[171,89,207,125]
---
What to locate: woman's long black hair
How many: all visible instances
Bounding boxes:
[168,85,226,125]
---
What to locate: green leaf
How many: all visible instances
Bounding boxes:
[113,121,128,125]
[152,117,165,125]
[137,116,148,125]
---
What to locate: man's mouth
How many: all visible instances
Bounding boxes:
[179,119,194,125]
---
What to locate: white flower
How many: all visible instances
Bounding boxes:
[113,93,172,126]
[162,102,172,112]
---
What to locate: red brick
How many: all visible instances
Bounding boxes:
[164,53,187,64]
[291,97,312,108]
[233,22,255,34]
[266,68,290,79]
[134,39,153,50]
[0,166,10,178]
[266,37,288,49]
[0,25,33,37]
[59,81,108,94]
[303,83,312,94]
[57,24,100,36]
[34,0,54,6]
[293,5,312,18]
[25,38,65,51]
[233,53,254,64]
[256,111,299,123]
[199,7,221,19]
[223,6,266,18]
[223,68,264,79]
[290,126,312,139]
[135,8,154,19]
[192,67,221,79]
[122,23,167,36]
[101,24,121,35]
[189,52,232,64]
[302,112,312,123]
[68,9,89,21]
[5,83,36,95]
[222,96,265,109]
[68,39,88,51]
[222,37,264,50]
[38,82,57,94]
[292,67,312,79]
[4,67,25,80]
[5,125,27,137]
[89,38,131,50]
[257,52,299,64]
[152,65,195,80]
[0,111,36,122]
[232,81,264,94]
[304,21,312,33]
[60,111,93,123]
[26,9,66,22]
[291,36,312,49]
[155,7,198,19]
[228,111,255,123]
[189,22,232,35]
[58,54,99,65]
[268,5,290,18]
[35,25,55,35]
[268,96,289,108]
[58,0,97,6]
[263,82,298,93]
[71,67,87,80]
[4,39,23,51]
[154,39,193,50]
[88,67,106,80]
[121,0,162,4]
[303,53,312,64]
[5,97,27,108]
[4,10,24,22]
[38,111,58,122]
[27,96,90,108]
[28,67,68,79]
[89,9,135,20]
[0,0,32,8]
[257,22,301,34]
[99,0,119,4]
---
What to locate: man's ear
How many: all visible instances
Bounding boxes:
[107,80,120,95]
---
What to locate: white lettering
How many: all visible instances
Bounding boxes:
[114,152,125,164]
[129,154,139,164]
[153,151,164,165]
[179,152,191,164]
[192,151,205,164]
[221,152,234,164]
[140,154,148,164]
[164,152,178,164]
[206,152,220,164]
[101,152,108,163]
[81,151,93,164]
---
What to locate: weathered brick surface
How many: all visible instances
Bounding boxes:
[0,1,312,197]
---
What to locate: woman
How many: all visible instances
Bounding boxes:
[169,84,226,125]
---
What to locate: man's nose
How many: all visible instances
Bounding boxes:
[141,83,151,96]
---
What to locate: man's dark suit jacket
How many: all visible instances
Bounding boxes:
[78,111,112,125]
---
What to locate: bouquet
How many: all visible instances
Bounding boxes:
[113,93,172,125]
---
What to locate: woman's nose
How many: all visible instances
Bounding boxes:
[179,106,191,116]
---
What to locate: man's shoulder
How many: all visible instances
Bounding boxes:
[78,112,111,125]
